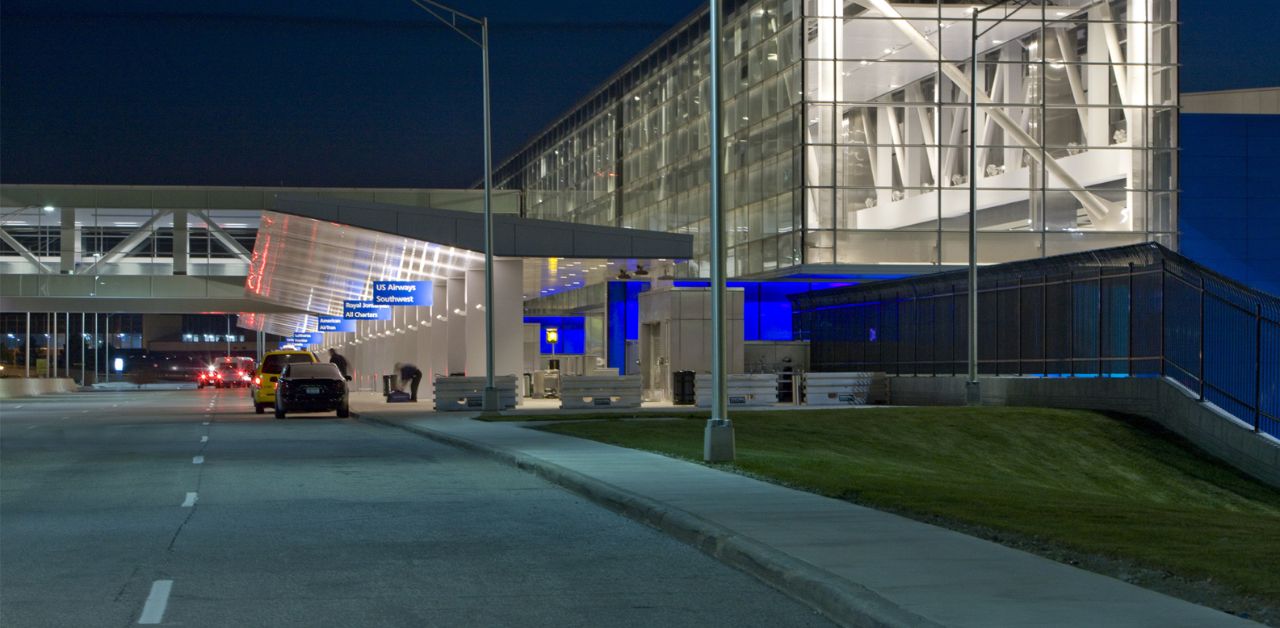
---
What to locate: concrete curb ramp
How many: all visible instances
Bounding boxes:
[358,412,1259,628]
[363,413,935,628]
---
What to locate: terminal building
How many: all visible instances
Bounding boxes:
[3,1,1275,430]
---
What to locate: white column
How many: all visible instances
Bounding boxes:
[430,281,449,379]
[172,210,189,275]
[446,276,467,375]
[59,207,79,274]
[465,268,486,376]
[492,259,523,378]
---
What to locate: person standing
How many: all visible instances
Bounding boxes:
[328,348,350,379]
[398,362,423,402]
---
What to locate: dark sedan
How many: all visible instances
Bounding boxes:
[274,362,350,419]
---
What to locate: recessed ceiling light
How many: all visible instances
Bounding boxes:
[41,205,55,213]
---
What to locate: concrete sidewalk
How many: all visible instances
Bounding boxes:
[350,399,1258,627]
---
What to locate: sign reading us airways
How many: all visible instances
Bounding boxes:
[343,301,392,320]
[372,280,433,306]
[317,316,357,332]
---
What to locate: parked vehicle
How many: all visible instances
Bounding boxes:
[252,350,318,413]
[274,362,350,419]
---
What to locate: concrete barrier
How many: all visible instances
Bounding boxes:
[560,375,642,409]
[695,373,776,407]
[0,378,80,399]
[433,375,517,411]
[802,372,883,406]
[887,375,1280,489]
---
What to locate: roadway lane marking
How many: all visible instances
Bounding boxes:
[181,492,198,507]
[138,579,173,624]
[200,435,208,443]
[192,456,204,465]
[202,421,209,426]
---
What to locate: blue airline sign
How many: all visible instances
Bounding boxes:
[343,301,392,320]
[372,280,433,306]
[317,316,356,332]
[290,332,323,345]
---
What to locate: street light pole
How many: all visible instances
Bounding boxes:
[408,0,499,412]
[965,0,1026,406]
[704,0,734,462]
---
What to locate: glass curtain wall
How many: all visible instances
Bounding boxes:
[805,0,1176,266]
[496,0,804,279]
[495,0,1175,278]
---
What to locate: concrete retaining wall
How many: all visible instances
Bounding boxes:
[0,378,80,399]
[887,375,1280,489]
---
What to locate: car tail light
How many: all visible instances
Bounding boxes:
[253,376,261,386]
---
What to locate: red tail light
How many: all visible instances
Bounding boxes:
[253,376,261,386]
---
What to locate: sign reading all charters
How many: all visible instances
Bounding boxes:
[372,280,433,307]
[342,300,392,320]
[316,316,357,332]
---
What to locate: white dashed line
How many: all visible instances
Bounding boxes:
[181,492,198,507]
[200,435,208,443]
[138,579,173,624]
[192,456,204,465]
[202,421,209,426]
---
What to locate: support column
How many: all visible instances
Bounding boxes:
[25,312,31,378]
[491,259,523,379]
[59,207,79,274]
[446,276,466,375]
[430,281,449,379]
[173,210,189,275]
[465,268,486,376]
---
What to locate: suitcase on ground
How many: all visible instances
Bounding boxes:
[386,390,413,403]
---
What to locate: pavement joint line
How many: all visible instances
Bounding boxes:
[359,413,940,628]
[137,579,173,625]
[181,492,197,507]
[192,456,204,465]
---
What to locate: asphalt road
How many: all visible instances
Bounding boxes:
[0,389,832,627]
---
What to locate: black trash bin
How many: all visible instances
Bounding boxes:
[381,374,396,397]
[672,370,696,405]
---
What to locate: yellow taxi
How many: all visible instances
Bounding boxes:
[253,349,319,413]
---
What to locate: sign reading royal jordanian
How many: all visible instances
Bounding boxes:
[372,280,432,306]
[342,300,392,320]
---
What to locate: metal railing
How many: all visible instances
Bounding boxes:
[790,243,1279,439]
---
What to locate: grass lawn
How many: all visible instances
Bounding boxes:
[536,407,1280,605]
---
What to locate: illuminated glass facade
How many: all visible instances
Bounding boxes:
[494,0,1177,278]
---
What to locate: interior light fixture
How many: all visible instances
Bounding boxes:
[41,205,55,213]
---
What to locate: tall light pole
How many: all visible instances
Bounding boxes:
[408,0,499,411]
[966,0,1028,406]
[703,0,734,462]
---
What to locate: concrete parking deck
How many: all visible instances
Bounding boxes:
[350,395,1260,628]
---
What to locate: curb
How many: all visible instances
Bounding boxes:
[358,412,943,628]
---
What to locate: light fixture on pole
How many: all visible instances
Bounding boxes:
[966,0,1028,406]
[408,0,498,412]
[703,0,734,462]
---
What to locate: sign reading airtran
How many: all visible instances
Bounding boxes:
[372,280,433,306]
[343,301,392,320]
[317,316,357,332]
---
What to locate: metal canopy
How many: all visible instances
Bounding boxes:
[271,195,693,261]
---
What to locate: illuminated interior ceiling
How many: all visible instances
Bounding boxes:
[239,196,691,336]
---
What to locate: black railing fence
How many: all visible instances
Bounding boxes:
[791,243,1280,439]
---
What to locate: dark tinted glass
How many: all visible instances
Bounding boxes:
[284,363,342,379]
[261,353,316,374]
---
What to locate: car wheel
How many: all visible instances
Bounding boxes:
[336,404,350,419]
[254,403,264,415]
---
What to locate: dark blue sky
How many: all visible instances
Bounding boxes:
[2,1,1277,189]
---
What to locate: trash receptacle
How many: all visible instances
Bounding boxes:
[381,374,396,396]
[672,370,696,405]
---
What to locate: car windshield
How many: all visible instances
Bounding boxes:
[284,363,341,379]
[261,353,315,374]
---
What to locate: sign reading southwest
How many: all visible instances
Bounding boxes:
[343,300,392,320]
[317,316,356,332]
[372,280,433,306]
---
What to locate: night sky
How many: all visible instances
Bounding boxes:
[3,0,1278,189]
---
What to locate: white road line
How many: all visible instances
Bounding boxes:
[202,421,209,426]
[181,492,198,507]
[200,435,208,443]
[138,579,173,624]
[192,456,204,465]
